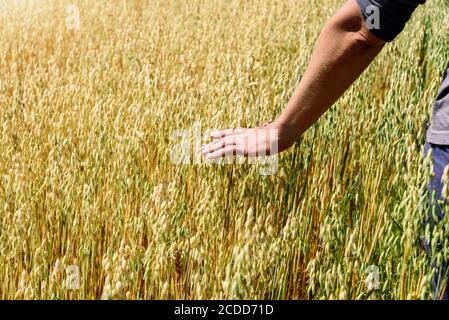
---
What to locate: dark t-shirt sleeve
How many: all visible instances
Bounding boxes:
[357,0,426,42]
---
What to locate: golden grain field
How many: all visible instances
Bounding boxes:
[0,0,448,300]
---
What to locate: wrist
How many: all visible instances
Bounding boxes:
[270,119,297,153]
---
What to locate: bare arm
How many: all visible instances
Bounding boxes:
[202,0,385,158]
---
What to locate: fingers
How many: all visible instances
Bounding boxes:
[206,145,244,159]
[202,135,239,154]
[210,128,245,139]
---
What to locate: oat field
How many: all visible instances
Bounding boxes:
[0,0,448,299]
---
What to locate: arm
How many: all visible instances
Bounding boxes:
[273,0,385,151]
[277,0,427,149]
[203,0,385,158]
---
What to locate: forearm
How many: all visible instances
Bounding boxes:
[274,0,385,151]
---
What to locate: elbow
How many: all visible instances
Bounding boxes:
[328,0,386,51]
[340,29,385,59]
[329,19,385,58]
[354,23,386,50]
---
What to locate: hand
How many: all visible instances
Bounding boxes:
[201,123,281,160]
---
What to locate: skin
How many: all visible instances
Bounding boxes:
[202,0,386,159]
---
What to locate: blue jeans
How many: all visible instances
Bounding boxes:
[423,142,449,300]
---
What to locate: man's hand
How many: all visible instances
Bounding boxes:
[201,123,282,160]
